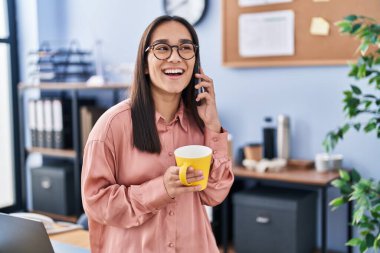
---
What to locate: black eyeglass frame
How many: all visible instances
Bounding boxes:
[145,42,199,60]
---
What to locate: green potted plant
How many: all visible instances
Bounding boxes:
[324,14,380,253]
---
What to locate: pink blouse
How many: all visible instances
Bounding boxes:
[81,99,234,253]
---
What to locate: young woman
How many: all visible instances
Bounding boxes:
[81,15,234,253]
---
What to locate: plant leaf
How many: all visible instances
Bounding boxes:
[349,66,359,77]
[344,90,353,97]
[359,239,368,253]
[344,15,358,22]
[336,20,353,33]
[370,34,378,44]
[331,179,348,189]
[361,230,370,237]
[366,233,375,248]
[352,23,362,33]
[360,42,370,56]
[342,124,350,135]
[351,85,362,95]
[359,222,375,230]
[373,204,380,212]
[375,234,380,250]
[354,123,361,131]
[351,169,361,183]
[374,236,380,251]
[353,207,365,224]
[358,63,367,77]
[322,132,338,153]
[364,121,377,133]
[329,196,346,209]
[364,100,372,109]
[346,238,362,246]
[340,170,351,182]
[363,94,376,99]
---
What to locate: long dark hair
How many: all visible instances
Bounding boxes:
[130,15,204,154]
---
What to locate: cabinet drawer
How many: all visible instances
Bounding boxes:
[233,187,316,253]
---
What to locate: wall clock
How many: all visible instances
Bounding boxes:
[163,0,208,26]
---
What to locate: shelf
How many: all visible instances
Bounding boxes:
[26,147,76,158]
[19,82,128,216]
[18,82,130,91]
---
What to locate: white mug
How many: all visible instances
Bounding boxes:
[315,153,343,172]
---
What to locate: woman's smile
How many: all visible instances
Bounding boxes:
[162,67,185,80]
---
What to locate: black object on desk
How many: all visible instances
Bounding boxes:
[262,117,276,159]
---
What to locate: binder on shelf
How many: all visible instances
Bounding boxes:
[52,99,64,149]
[43,99,54,148]
[35,99,45,147]
[28,99,38,147]
[80,106,106,152]
[51,98,74,149]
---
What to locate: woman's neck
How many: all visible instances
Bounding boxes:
[153,93,181,123]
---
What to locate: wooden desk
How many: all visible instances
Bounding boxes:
[233,166,340,186]
[49,229,90,249]
[221,166,352,253]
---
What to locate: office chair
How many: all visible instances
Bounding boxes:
[77,213,88,230]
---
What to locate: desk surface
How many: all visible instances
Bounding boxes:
[49,229,90,249]
[233,166,340,186]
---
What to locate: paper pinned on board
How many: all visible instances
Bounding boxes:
[310,17,330,36]
[239,0,292,7]
[239,10,295,57]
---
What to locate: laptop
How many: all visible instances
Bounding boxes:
[0,213,89,253]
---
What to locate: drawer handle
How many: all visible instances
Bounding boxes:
[41,178,51,189]
[256,216,270,224]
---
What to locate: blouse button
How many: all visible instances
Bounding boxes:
[168,152,173,156]
[168,242,175,248]
[212,137,219,142]
[169,211,174,216]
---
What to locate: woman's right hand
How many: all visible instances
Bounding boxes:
[163,166,203,198]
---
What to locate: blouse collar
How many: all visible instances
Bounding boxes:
[155,100,188,132]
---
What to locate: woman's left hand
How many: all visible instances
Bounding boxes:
[195,68,222,133]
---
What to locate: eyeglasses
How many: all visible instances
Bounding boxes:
[145,42,198,60]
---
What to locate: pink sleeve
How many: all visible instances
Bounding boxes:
[81,134,174,229]
[198,127,234,206]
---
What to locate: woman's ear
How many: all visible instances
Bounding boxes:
[144,65,149,74]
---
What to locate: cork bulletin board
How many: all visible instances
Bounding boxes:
[222,0,380,67]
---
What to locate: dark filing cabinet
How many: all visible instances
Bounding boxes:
[233,187,316,253]
[31,165,75,215]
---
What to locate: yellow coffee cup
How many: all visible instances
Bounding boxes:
[174,145,212,191]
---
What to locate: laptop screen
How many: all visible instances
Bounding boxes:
[0,212,55,253]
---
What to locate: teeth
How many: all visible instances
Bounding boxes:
[164,69,184,74]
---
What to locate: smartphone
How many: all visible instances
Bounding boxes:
[194,62,205,106]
